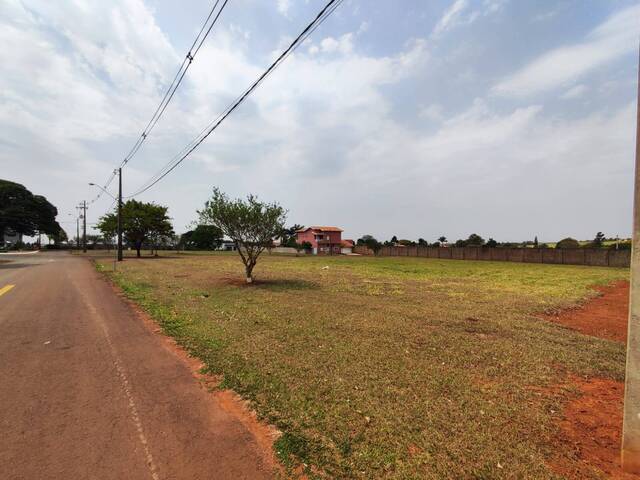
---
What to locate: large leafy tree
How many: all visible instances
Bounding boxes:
[198,188,286,283]
[180,224,224,250]
[0,179,61,241]
[96,200,173,258]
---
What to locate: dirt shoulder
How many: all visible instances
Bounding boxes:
[544,280,637,479]
[542,280,629,343]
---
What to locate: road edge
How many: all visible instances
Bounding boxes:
[91,259,286,478]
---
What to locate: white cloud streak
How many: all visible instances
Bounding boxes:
[492,4,640,97]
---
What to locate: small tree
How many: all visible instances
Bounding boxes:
[533,236,539,248]
[466,233,485,246]
[198,188,286,283]
[438,236,447,244]
[362,235,382,255]
[294,241,312,256]
[486,238,498,248]
[592,231,606,248]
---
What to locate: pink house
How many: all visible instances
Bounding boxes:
[296,226,343,255]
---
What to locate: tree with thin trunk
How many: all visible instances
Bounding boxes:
[198,188,286,283]
[96,200,173,258]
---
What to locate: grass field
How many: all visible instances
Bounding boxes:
[95,252,628,479]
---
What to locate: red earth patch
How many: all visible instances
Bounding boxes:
[542,280,629,343]
[544,280,639,479]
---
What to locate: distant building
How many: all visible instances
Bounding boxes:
[221,240,237,251]
[3,230,22,247]
[296,226,343,255]
[341,239,355,255]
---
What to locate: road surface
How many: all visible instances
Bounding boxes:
[0,251,273,480]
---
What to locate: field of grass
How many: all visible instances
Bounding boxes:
[95,252,628,479]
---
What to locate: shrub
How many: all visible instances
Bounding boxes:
[555,237,580,249]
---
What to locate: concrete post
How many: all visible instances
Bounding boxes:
[622,46,640,473]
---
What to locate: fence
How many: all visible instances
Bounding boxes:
[352,245,630,268]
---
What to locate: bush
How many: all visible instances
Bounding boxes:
[555,237,580,249]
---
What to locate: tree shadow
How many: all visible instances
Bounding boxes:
[256,279,316,291]
[222,277,316,291]
[0,262,32,270]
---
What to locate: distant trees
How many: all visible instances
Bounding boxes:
[96,200,173,258]
[0,179,63,242]
[198,188,286,283]
[438,236,447,244]
[455,233,485,247]
[180,225,223,250]
[485,238,498,248]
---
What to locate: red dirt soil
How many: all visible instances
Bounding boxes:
[545,280,639,479]
[543,280,629,343]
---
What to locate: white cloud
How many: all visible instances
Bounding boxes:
[432,0,469,38]
[560,84,588,100]
[431,0,507,38]
[419,104,444,122]
[0,0,635,242]
[492,4,640,97]
[276,0,291,17]
[319,33,354,54]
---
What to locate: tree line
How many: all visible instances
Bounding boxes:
[356,231,629,254]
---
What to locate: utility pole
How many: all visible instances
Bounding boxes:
[81,200,87,253]
[622,47,640,473]
[117,168,123,261]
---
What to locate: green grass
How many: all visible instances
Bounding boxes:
[95,252,628,479]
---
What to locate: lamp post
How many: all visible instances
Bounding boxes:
[88,178,122,261]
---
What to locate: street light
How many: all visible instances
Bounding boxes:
[88,175,123,261]
[88,183,116,200]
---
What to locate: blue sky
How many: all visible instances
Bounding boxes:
[1,0,638,242]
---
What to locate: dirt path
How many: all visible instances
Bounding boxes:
[0,252,275,480]
[542,280,629,343]
[543,280,638,479]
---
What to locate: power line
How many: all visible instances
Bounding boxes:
[127,0,343,198]
[88,0,230,209]
[120,0,230,168]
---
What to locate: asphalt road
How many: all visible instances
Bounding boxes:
[0,251,273,480]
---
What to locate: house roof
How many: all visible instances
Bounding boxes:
[296,226,344,233]
[341,239,355,247]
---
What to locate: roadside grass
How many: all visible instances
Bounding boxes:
[95,253,628,479]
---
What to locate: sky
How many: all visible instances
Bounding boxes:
[1,0,639,243]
